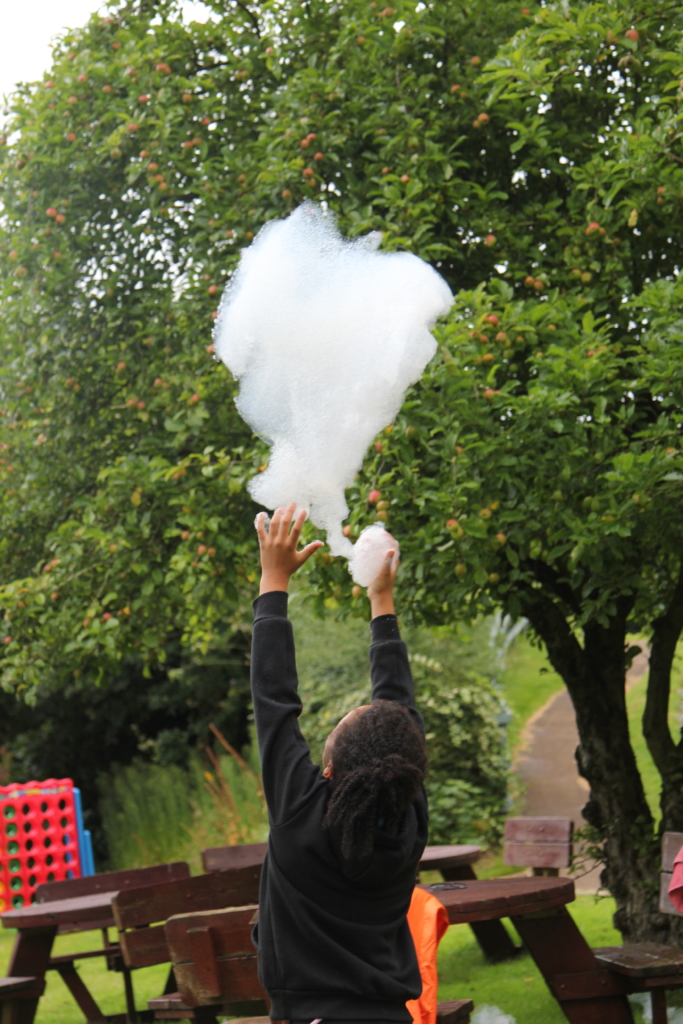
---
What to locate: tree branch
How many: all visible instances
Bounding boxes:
[233,0,261,37]
[526,558,582,616]
[519,585,585,685]
[643,559,683,771]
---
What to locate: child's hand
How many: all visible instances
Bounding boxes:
[256,504,323,595]
[367,539,399,617]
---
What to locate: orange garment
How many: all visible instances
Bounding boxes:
[668,844,683,911]
[406,886,450,1024]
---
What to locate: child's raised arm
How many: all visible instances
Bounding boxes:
[251,505,324,825]
[365,539,423,732]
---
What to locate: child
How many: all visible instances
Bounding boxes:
[251,503,428,1024]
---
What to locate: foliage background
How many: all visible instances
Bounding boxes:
[291,604,511,845]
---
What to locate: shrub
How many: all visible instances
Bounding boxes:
[292,605,510,846]
[99,734,267,872]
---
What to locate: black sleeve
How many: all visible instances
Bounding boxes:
[250,592,322,826]
[369,614,424,735]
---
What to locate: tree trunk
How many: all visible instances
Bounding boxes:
[643,560,683,945]
[522,588,668,942]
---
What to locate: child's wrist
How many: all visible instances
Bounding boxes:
[370,591,395,617]
[259,571,291,595]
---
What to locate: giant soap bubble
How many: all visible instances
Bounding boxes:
[214,201,453,563]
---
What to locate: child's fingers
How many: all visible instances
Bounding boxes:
[297,540,324,565]
[270,506,286,538]
[289,507,308,545]
[255,512,268,545]
[382,548,396,574]
[279,502,297,539]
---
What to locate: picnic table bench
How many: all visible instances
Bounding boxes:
[0,864,259,1024]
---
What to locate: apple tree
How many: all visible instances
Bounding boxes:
[297,0,683,942]
[3,0,683,941]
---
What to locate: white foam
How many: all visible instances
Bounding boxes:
[471,1008,516,1024]
[348,523,399,587]
[214,201,452,558]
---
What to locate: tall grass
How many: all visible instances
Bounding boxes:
[99,728,268,873]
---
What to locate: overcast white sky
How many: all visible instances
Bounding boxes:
[0,0,213,107]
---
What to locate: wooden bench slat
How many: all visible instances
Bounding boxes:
[418,846,481,871]
[201,843,268,874]
[504,817,573,843]
[594,943,683,978]
[436,999,474,1024]
[0,977,46,999]
[165,907,257,962]
[175,955,262,1008]
[120,925,169,969]
[36,863,190,904]
[113,866,261,931]
[148,995,191,1012]
[504,841,571,869]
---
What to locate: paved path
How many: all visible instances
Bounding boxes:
[514,646,650,892]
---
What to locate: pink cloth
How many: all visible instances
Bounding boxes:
[668,847,683,912]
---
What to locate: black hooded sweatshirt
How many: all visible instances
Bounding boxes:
[250,591,428,1024]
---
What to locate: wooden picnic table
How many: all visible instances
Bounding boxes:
[2,890,123,1024]
[424,876,635,1024]
[418,844,519,963]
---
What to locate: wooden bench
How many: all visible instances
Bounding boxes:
[503,817,573,876]
[149,906,265,1022]
[0,977,46,1024]
[594,830,683,1024]
[112,865,262,1022]
[157,906,474,1024]
[35,862,190,1022]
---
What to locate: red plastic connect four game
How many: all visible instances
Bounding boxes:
[0,778,83,912]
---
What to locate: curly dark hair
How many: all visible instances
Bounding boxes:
[322,700,427,861]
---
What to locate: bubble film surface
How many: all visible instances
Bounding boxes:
[214,201,453,557]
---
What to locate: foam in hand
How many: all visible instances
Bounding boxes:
[214,201,452,559]
[348,523,399,587]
